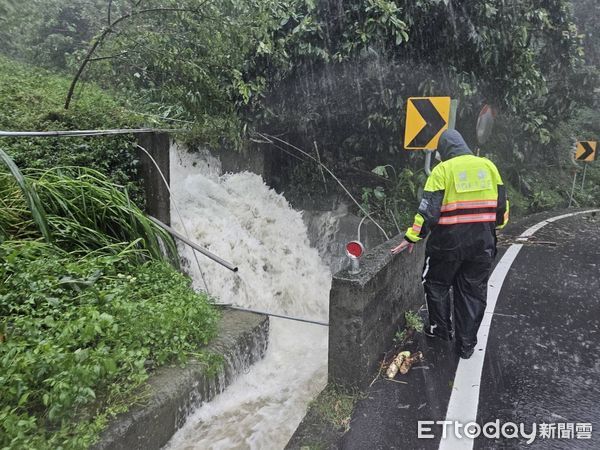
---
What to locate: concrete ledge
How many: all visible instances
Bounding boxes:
[328,235,425,388]
[94,310,269,450]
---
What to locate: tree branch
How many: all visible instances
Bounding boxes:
[64,4,210,109]
[88,51,129,62]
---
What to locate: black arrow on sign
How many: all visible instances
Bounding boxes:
[578,142,595,160]
[408,98,447,148]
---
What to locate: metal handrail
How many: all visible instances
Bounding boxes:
[0,128,181,137]
[213,303,329,327]
[148,216,238,273]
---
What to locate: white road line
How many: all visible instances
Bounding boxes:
[439,209,599,450]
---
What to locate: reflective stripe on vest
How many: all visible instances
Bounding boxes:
[438,213,497,225]
[441,200,498,213]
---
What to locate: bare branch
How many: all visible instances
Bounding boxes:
[64,3,211,109]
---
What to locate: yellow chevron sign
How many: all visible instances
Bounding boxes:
[576,141,597,162]
[404,97,451,150]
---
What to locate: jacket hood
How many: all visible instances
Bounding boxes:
[437,130,472,161]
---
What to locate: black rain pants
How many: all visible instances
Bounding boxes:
[422,256,493,352]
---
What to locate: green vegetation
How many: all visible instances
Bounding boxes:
[310,384,364,433]
[1,1,592,145]
[0,161,178,264]
[0,155,219,449]
[361,166,428,234]
[0,0,288,148]
[0,245,218,449]
[0,56,144,202]
[290,383,365,449]
[394,310,424,344]
[1,1,599,229]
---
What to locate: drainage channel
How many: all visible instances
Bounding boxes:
[163,145,332,449]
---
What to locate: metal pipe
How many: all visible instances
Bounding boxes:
[0,128,181,138]
[349,258,361,275]
[213,303,329,327]
[149,216,238,272]
[424,150,433,176]
[568,171,578,208]
[357,215,368,242]
[448,99,459,129]
[581,164,588,192]
[135,143,211,293]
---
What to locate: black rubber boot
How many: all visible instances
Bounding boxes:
[458,346,475,359]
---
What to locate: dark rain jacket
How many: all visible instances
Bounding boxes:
[404,130,509,260]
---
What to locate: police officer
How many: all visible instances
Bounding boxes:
[391,129,509,359]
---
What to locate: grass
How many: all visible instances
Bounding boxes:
[0,148,51,243]
[0,156,178,266]
[0,153,218,448]
[310,384,365,433]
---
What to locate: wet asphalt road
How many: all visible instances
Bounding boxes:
[339,210,600,450]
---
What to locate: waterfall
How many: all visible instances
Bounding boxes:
[164,144,332,449]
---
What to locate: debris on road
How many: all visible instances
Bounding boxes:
[385,351,424,379]
[399,351,424,375]
[386,351,410,378]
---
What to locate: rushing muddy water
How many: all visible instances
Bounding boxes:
[164,145,331,449]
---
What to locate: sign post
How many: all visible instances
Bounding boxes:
[404,96,454,176]
[568,169,578,208]
[569,141,596,206]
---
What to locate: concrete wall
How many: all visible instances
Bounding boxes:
[328,236,426,388]
[137,133,171,225]
[212,145,269,180]
[303,204,386,274]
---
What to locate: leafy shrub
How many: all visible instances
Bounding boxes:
[0,155,219,448]
[0,241,218,449]
[0,55,144,202]
[360,166,428,235]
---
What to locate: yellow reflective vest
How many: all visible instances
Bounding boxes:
[405,154,509,259]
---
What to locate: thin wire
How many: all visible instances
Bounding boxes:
[213,303,329,327]
[135,143,210,294]
[0,128,182,137]
[358,215,368,242]
[256,132,390,240]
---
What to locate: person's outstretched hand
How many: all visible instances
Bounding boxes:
[391,240,414,255]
